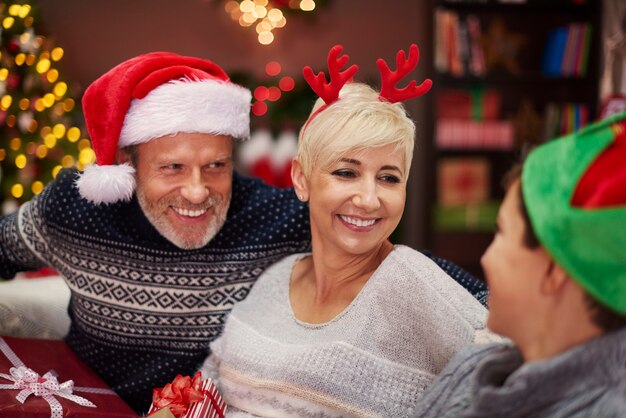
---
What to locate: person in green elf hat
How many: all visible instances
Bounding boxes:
[411,112,626,418]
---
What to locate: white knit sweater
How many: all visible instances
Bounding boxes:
[200,245,489,417]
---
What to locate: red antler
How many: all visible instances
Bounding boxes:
[303,45,359,105]
[377,44,432,103]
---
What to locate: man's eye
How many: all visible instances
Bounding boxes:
[161,164,182,171]
[331,169,356,178]
[208,161,226,169]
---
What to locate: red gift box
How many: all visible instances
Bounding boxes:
[0,336,138,417]
[147,373,226,418]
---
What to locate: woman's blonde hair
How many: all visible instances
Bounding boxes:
[297,82,416,179]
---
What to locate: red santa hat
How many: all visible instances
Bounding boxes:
[76,51,251,204]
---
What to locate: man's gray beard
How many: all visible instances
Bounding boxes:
[136,188,230,250]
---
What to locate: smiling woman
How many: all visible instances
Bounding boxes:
[199,45,492,418]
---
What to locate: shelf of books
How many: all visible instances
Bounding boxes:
[428,0,601,278]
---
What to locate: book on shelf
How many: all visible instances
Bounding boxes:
[541,22,592,78]
[435,9,485,77]
[436,118,514,149]
[437,88,501,120]
[437,157,490,207]
[543,102,589,141]
[434,201,500,232]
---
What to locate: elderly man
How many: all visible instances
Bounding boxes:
[0,52,310,413]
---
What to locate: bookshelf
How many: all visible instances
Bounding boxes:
[426,0,602,278]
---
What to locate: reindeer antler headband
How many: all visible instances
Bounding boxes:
[302,44,432,125]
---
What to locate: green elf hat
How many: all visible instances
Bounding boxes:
[522,111,626,316]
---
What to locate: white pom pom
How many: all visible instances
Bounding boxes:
[75,163,136,204]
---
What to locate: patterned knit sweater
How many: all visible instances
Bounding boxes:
[0,168,311,413]
[200,246,490,417]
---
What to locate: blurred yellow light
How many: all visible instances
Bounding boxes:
[11,184,24,199]
[240,0,254,13]
[15,53,25,65]
[18,98,30,110]
[230,7,242,20]
[52,165,62,178]
[63,98,75,112]
[1,94,12,110]
[18,4,31,18]
[79,148,96,165]
[78,139,92,150]
[254,0,268,5]
[258,31,274,45]
[256,21,272,33]
[25,54,36,66]
[275,16,287,28]
[36,144,48,158]
[267,8,283,22]
[8,4,20,16]
[300,0,315,11]
[34,98,46,112]
[44,133,57,148]
[40,126,52,137]
[36,58,51,74]
[3,17,15,29]
[61,155,74,168]
[253,5,267,18]
[0,68,8,80]
[52,123,66,138]
[15,154,27,169]
[25,141,36,154]
[239,15,254,27]
[24,16,33,27]
[53,82,68,98]
[51,47,64,61]
[31,181,44,195]
[46,68,59,83]
[9,137,21,150]
[224,0,238,13]
[67,127,81,142]
[27,119,37,133]
[0,149,5,161]
[39,51,50,60]
[242,12,256,24]
[43,93,55,108]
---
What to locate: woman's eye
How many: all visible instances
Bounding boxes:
[380,174,401,184]
[331,169,356,178]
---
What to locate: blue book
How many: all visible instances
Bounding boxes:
[542,27,568,77]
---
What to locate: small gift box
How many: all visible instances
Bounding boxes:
[147,372,226,418]
[0,336,138,417]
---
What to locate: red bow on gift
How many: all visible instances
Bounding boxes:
[151,372,205,418]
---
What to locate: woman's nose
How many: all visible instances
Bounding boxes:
[352,180,381,211]
[180,171,210,204]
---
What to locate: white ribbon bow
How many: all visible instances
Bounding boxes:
[0,365,96,418]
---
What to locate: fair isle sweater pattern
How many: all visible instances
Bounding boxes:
[202,246,489,418]
[0,168,310,413]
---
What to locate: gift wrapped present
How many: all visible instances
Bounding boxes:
[147,372,225,418]
[0,336,138,417]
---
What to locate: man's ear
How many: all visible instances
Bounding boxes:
[291,157,309,202]
[117,148,132,166]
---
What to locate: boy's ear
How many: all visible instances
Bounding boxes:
[291,157,309,202]
[541,260,570,295]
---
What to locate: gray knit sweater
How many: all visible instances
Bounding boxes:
[201,245,491,417]
[412,327,626,418]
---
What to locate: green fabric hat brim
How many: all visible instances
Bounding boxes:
[522,111,626,316]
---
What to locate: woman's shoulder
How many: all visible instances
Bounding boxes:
[380,245,488,327]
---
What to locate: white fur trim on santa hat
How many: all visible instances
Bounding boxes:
[75,163,136,204]
[119,78,251,147]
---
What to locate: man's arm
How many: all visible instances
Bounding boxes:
[0,202,49,279]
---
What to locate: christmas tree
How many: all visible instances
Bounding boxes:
[0,1,91,209]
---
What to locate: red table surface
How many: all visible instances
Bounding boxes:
[0,336,139,417]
